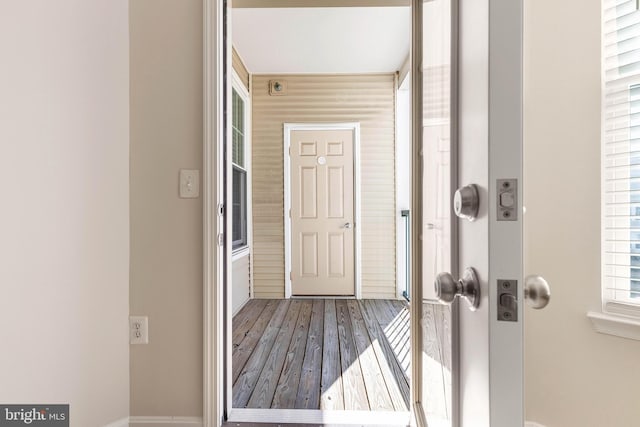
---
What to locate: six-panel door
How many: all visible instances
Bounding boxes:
[290,129,355,296]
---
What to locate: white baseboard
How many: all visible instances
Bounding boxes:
[103,417,130,427]
[116,415,544,427]
[129,416,203,427]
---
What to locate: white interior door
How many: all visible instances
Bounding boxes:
[413,0,524,426]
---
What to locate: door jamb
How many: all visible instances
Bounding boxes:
[409,0,426,423]
[283,123,362,299]
[203,0,226,425]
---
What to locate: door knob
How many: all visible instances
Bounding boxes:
[435,267,481,311]
[525,275,550,309]
[343,222,352,229]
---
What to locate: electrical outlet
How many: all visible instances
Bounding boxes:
[130,316,149,344]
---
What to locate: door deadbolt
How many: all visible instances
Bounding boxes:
[435,267,481,311]
[454,184,479,221]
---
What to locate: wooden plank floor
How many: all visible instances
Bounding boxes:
[232,299,411,411]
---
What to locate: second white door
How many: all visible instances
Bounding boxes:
[290,128,355,296]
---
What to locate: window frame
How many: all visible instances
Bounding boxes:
[232,165,247,250]
[591,0,640,340]
[231,72,251,256]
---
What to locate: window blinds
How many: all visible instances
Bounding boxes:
[604,0,640,305]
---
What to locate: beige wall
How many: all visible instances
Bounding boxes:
[524,0,640,426]
[0,1,130,425]
[251,74,397,299]
[129,0,203,417]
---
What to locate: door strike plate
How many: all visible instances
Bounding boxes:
[497,179,517,221]
[497,279,518,322]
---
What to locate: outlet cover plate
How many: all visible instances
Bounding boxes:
[130,316,149,344]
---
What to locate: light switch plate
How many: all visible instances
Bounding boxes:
[130,316,149,344]
[179,169,200,198]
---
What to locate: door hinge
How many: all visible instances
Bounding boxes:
[217,233,224,247]
[218,203,225,216]
[290,272,293,281]
[289,208,291,218]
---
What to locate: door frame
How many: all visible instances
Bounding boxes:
[203,0,225,425]
[283,122,362,299]
[203,0,523,426]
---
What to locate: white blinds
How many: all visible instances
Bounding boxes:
[604,0,640,305]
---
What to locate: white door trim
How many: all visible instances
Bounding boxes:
[203,0,226,426]
[283,122,362,299]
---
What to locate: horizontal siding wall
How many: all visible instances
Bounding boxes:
[232,47,250,92]
[251,74,397,299]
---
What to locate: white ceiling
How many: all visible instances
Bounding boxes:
[231,7,410,74]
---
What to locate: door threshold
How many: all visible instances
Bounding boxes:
[226,409,410,426]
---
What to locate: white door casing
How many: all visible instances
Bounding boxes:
[284,123,362,299]
[203,0,226,425]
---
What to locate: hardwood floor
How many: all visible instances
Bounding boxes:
[232,299,410,412]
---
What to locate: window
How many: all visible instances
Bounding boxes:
[232,87,248,250]
[603,0,640,315]
[591,0,640,339]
